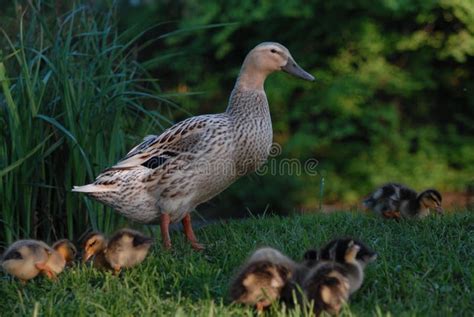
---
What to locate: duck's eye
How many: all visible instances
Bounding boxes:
[270,49,277,53]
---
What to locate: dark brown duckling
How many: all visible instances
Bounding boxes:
[364,183,443,219]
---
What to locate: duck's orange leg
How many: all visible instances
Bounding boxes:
[182,213,204,251]
[160,213,172,250]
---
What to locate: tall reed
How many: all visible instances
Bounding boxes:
[0,1,177,245]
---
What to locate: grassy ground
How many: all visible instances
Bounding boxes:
[1,211,473,316]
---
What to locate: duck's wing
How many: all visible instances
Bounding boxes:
[112,116,210,170]
[72,116,215,193]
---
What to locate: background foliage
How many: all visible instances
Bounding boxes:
[1,0,473,243]
[118,0,474,207]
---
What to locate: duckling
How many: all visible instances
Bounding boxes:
[52,239,77,266]
[363,183,443,219]
[302,262,350,316]
[82,232,111,270]
[230,247,295,311]
[104,228,154,274]
[302,239,376,316]
[1,240,54,283]
[318,238,377,295]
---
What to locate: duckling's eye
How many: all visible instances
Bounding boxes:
[270,49,277,53]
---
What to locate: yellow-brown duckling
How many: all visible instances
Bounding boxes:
[363,183,443,219]
[82,232,111,270]
[229,247,296,311]
[104,228,154,274]
[1,240,61,283]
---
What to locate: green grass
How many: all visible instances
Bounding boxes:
[1,211,473,316]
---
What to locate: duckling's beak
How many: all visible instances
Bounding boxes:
[435,206,444,213]
[281,57,315,81]
[82,250,93,263]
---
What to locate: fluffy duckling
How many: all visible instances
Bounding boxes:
[1,240,54,283]
[302,239,377,316]
[302,261,350,316]
[230,247,295,311]
[363,183,443,219]
[104,228,154,274]
[52,239,77,266]
[82,232,111,270]
[318,238,377,295]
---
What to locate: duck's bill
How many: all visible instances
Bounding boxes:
[282,58,315,81]
[82,252,93,263]
[435,206,444,213]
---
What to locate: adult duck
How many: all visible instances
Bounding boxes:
[73,42,314,250]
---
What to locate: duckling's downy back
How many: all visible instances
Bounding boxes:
[1,240,50,281]
[105,229,153,270]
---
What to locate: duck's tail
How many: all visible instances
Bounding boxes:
[72,183,117,193]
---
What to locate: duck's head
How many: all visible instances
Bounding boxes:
[52,239,77,264]
[418,189,443,213]
[239,42,314,89]
[82,232,107,263]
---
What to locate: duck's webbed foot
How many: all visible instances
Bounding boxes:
[382,210,401,219]
[182,213,204,251]
[160,213,172,250]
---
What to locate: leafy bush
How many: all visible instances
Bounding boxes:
[119,0,474,209]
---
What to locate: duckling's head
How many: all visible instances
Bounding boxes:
[52,239,77,264]
[320,238,377,268]
[239,42,314,89]
[82,232,107,263]
[418,189,443,213]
